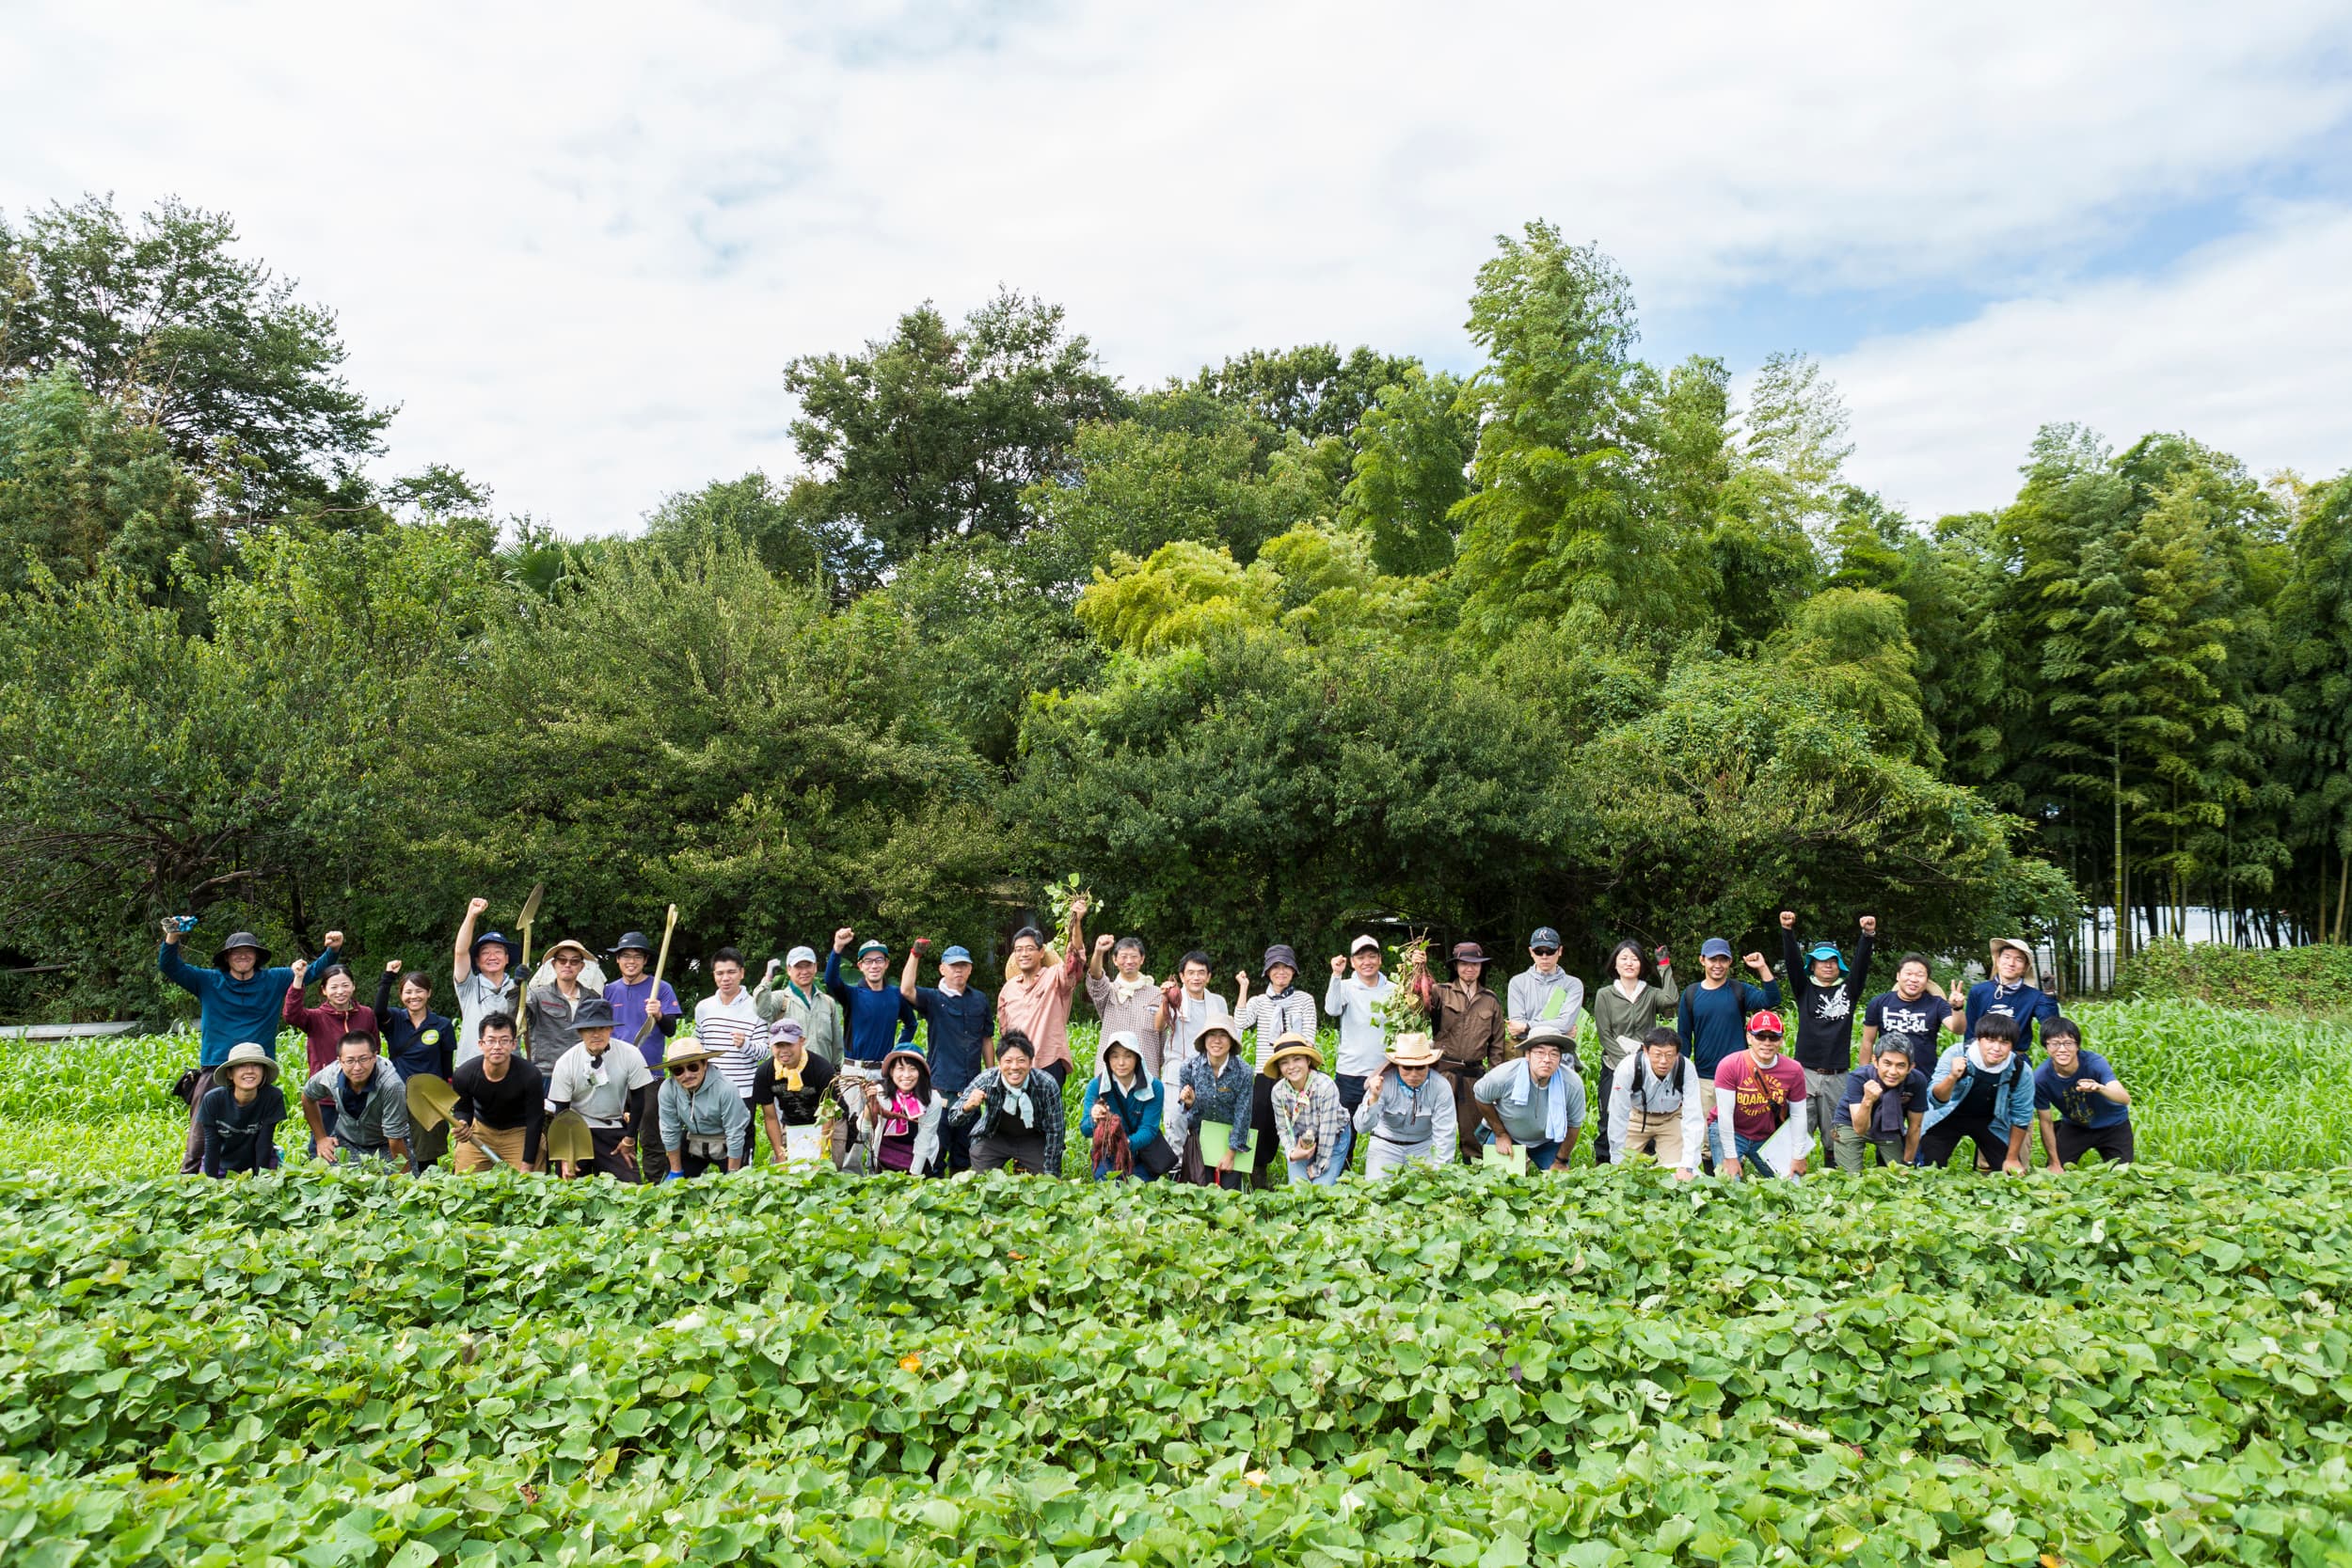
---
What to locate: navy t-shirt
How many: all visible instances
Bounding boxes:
[1835,1064,1929,1135]
[1963,980,2058,1058]
[912,985,995,1097]
[2033,1050,2130,1130]
[1676,978,1780,1077]
[1864,991,1952,1065]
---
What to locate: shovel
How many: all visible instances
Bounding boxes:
[405,1072,506,1169]
[514,881,545,1059]
[632,903,680,1053]
[546,1110,596,1175]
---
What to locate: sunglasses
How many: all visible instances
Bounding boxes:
[1750,1031,1785,1042]
[1531,947,1559,957]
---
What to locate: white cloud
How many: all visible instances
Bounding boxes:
[1833,202,2352,518]
[3,0,2349,531]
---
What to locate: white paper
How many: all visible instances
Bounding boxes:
[1756,1114,1809,1179]
[783,1124,825,1166]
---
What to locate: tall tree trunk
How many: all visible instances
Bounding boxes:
[2113,736,2128,968]
[2335,851,2349,944]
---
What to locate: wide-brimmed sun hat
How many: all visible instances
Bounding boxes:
[212,931,272,971]
[1387,1032,1442,1069]
[1987,938,2039,987]
[1261,1033,1322,1077]
[214,1040,278,1085]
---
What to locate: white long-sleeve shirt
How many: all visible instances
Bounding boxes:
[1605,1053,1707,1176]
[1323,973,1394,1078]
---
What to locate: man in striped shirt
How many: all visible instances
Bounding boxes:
[692,945,769,1166]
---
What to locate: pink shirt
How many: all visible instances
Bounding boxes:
[1711,1050,1808,1143]
[996,949,1082,1072]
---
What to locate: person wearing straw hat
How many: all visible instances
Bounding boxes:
[946,1033,1066,1176]
[299,1030,412,1167]
[657,1041,750,1180]
[450,1013,547,1173]
[755,944,846,1064]
[449,897,521,1068]
[1408,940,1509,1163]
[547,995,657,1180]
[604,930,680,1066]
[196,1041,287,1178]
[1173,1019,1255,1190]
[159,918,342,1174]
[849,1046,947,1176]
[522,938,603,1073]
[1079,1030,1172,1181]
[1233,944,1316,1188]
[1947,937,2062,1063]
[1471,1025,1586,1172]
[1352,1032,1456,1179]
[1265,1034,1350,1186]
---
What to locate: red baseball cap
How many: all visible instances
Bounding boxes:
[1744,1009,1786,1037]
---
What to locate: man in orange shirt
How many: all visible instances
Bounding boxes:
[996,895,1089,1086]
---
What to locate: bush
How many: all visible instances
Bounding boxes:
[2115,937,2352,1012]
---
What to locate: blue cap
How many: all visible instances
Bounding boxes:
[1529,927,1562,950]
[940,945,973,966]
[855,940,888,960]
[1699,938,1733,959]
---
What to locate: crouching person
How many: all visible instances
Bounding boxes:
[450,1014,546,1173]
[849,1047,946,1176]
[1712,1010,1809,1180]
[300,1031,411,1168]
[2035,1018,2135,1169]
[947,1034,1066,1176]
[1471,1025,1585,1172]
[199,1042,286,1178]
[1264,1034,1351,1186]
[1081,1030,1175,1181]
[1915,1015,2034,1174]
[1605,1027,1705,1180]
[1833,1040,1926,1171]
[548,996,656,1180]
[1353,1033,1456,1179]
[657,1043,748,1180]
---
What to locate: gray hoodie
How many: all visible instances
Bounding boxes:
[1507,966,1584,1039]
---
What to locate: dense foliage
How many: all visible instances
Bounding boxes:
[4,195,2350,1022]
[2116,937,2352,1013]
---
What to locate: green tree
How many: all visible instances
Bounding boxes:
[0,366,213,601]
[1186,343,1420,443]
[0,195,391,515]
[642,470,868,588]
[1767,587,1939,765]
[1339,366,1475,577]
[2275,471,2352,940]
[781,291,1127,576]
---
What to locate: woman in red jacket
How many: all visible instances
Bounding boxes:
[284,956,377,1076]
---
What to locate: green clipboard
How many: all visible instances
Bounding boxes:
[1484,1143,1528,1174]
[1198,1119,1234,1166]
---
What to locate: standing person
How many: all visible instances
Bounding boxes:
[299,1031,411,1167]
[655,1043,749,1180]
[283,958,377,1078]
[449,897,520,1067]
[1411,941,1509,1163]
[754,945,847,1065]
[1589,941,1679,1164]
[1506,927,1584,1051]
[1778,911,1876,1170]
[1604,1027,1706,1180]
[521,938,599,1073]
[849,1047,946,1177]
[752,1020,839,1167]
[196,1042,286,1178]
[1915,1015,2035,1174]
[996,898,1088,1085]
[1089,934,1166,1072]
[1352,1033,1456,1180]
[1471,1028,1586,1172]
[1079,1031,1172,1182]
[1676,938,1781,1080]
[604,930,680,1067]
[1323,937,1394,1117]
[946,1034,1065,1176]
[693,947,769,1166]
[373,962,455,1173]
[1265,1035,1350,1186]
[825,930,917,1068]
[1234,945,1318,1189]
[1172,1021,1255,1191]
[1832,1040,1927,1172]
[449,1014,546,1173]
[1949,938,2062,1062]
[1155,950,1230,1149]
[901,941,994,1174]
[546,996,656,1180]
[2033,1018,2135,1169]
[1863,954,1953,1065]
[158,919,343,1175]
[1711,1009,1809,1180]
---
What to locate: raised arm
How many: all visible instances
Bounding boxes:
[453,896,488,983]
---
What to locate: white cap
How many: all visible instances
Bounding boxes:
[1350,935,1381,955]
[786,945,818,968]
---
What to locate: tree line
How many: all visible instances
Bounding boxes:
[2,197,2347,1022]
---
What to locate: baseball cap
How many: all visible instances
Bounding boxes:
[855,940,888,960]
[1349,935,1380,955]
[1529,927,1562,950]
[1699,938,1733,959]
[940,945,974,965]
[785,945,818,968]
[1745,1009,1786,1037]
[771,1020,806,1043]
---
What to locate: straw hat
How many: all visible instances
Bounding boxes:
[214,1041,278,1085]
[1386,1032,1442,1069]
[1987,938,2039,988]
[1261,1032,1322,1077]
[662,1043,723,1071]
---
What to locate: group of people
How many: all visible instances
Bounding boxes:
[158,895,2137,1184]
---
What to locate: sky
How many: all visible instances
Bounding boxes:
[6,1,2350,533]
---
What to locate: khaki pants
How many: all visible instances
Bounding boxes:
[1832,1120,1905,1172]
[1618,1107,1686,1168]
[453,1123,540,1173]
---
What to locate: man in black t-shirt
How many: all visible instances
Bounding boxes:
[751,1019,840,1167]
[1779,911,1875,1171]
[1863,952,1954,1066]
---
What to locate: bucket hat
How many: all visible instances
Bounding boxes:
[214,1040,278,1085]
[1386,1032,1442,1069]
[212,931,272,971]
[1521,1025,1577,1054]
[878,1046,932,1092]
[1262,944,1300,975]
[469,929,522,970]
[571,995,617,1033]
[1449,941,1490,967]
[1195,1021,1243,1054]
[1261,1033,1322,1077]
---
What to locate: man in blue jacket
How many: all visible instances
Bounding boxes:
[826,927,916,1067]
[1916,1014,2035,1173]
[159,918,342,1173]
[1675,937,1780,1078]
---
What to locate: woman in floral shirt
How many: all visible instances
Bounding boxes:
[1265,1034,1350,1185]
[1175,1021,1254,1191]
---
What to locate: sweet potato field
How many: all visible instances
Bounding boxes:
[3,1163,2351,1565]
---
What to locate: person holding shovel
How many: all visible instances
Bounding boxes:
[656,1042,750,1180]
[604,929,680,1066]
[449,1013,546,1172]
[547,995,656,1180]
[159,919,342,1175]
